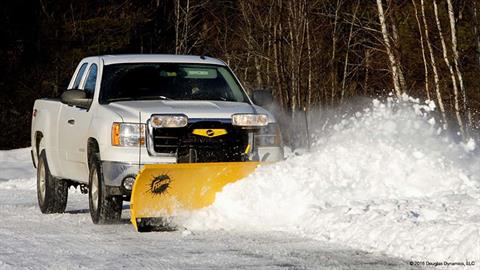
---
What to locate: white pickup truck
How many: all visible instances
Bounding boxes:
[31,54,283,224]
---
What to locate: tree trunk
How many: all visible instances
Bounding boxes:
[341,0,359,104]
[288,12,296,116]
[306,18,313,108]
[363,48,371,96]
[420,0,447,126]
[254,56,263,88]
[390,15,407,92]
[433,0,464,136]
[446,0,470,132]
[273,22,284,107]
[174,0,181,54]
[376,0,402,96]
[473,1,480,66]
[412,0,430,100]
[330,0,341,105]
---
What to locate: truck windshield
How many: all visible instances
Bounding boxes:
[99,63,249,103]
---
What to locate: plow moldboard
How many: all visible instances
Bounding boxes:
[130,162,260,231]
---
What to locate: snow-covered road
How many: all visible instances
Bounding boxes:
[0,150,413,269]
[0,149,418,269]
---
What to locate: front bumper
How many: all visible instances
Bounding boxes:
[102,161,153,194]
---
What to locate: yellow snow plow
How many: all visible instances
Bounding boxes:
[130,162,260,232]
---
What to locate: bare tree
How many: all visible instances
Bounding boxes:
[330,0,342,105]
[412,0,430,100]
[446,0,470,132]
[174,0,208,54]
[306,17,313,108]
[340,0,359,104]
[433,0,464,136]
[376,0,402,96]
[390,14,407,93]
[420,0,447,125]
[363,48,371,95]
[474,1,480,66]
[286,0,308,115]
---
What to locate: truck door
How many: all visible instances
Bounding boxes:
[58,62,98,183]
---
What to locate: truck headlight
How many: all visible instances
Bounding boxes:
[232,114,268,127]
[150,115,188,128]
[111,123,145,147]
[255,124,282,146]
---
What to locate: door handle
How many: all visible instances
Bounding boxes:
[68,119,75,125]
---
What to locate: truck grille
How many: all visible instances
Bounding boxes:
[151,121,249,163]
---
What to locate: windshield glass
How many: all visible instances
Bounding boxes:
[99,63,249,103]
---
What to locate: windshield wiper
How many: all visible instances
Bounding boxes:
[134,95,173,100]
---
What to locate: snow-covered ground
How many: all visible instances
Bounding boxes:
[0,96,478,269]
[0,151,414,269]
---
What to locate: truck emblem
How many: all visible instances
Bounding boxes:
[149,174,172,196]
[192,129,227,138]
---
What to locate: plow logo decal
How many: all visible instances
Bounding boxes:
[192,129,228,138]
[149,174,172,196]
[206,129,215,136]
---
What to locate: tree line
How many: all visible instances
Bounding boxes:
[1,0,479,149]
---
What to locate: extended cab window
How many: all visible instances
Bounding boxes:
[72,63,88,89]
[83,64,98,98]
[99,63,249,103]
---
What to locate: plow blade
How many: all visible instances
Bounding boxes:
[130,162,260,232]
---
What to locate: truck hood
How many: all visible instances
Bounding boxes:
[104,100,275,123]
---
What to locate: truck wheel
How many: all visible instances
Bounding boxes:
[88,156,122,224]
[37,150,68,213]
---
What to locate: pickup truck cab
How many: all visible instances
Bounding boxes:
[31,54,283,224]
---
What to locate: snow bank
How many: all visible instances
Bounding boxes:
[181,96,480,262]
[0,148,36,190]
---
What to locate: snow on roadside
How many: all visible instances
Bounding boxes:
[0,148,36,190]
[181,96,480,263]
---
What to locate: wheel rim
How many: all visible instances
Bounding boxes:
[91,169,99,212]
[38,161,46,204]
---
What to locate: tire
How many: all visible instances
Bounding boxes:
[88,154,122,224]
[37,150,68,214]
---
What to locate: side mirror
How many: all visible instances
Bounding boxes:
[61,89,92,109]
[252,89,273,107]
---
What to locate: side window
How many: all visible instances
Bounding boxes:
[83,64,98,98]
[72,63,88,89]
